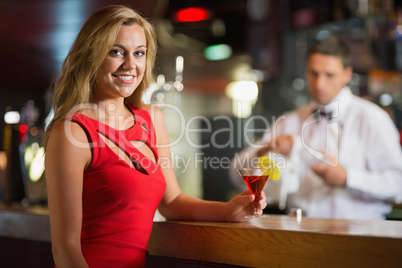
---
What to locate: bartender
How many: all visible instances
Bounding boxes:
[229,35,402,220]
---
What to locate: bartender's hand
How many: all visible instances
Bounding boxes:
[311,154,347,187]
[224,190,267,222]
[257,135,294,157]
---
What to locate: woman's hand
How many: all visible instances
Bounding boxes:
[224,190,267,222]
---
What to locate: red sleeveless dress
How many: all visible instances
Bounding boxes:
[67,105,166,267]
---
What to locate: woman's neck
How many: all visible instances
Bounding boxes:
[84,98,135,130]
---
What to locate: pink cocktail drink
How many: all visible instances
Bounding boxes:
[241,174,268,209]
[237,168,269,213]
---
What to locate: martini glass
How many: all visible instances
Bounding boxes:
[237,168,269,218]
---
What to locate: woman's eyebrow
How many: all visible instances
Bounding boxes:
[113,44,147,49]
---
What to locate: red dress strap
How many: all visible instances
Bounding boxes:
[126,104,158,159]
[67,105,159,175]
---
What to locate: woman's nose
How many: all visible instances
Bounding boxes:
[123,55,136,70]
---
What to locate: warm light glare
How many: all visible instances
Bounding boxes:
[24,146,34,167]
[226,81,259,118]
[29,146,45,182]
[233,100,253,118]
[226,81,259,101]
[4,111,20,124]
[175,7,210,22]
[176,56,184,73]
[0,152,7,171]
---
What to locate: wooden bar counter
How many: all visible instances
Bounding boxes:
[0,204,401,267]
[147,216,402,268]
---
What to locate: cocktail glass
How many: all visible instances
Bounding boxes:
[237,168,268,218]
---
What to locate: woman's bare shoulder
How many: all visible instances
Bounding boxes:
[47,120,90,150]
[141,104,164,123]
[46,119,91,169]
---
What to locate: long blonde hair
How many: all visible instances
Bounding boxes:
[44,5,157,146]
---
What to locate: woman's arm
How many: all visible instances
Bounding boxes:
[145,105,265,222]
[45,121,91,268]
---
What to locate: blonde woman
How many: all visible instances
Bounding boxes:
[45,5,266,268]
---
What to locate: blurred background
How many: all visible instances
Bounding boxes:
[1,0,401,212]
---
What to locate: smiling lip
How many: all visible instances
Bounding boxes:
[112,74,135,84]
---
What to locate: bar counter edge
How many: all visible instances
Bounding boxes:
[1,204,402,268]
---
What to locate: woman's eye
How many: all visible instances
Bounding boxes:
[110,49,124,56]
[135,50,146,57]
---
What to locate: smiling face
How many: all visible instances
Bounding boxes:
[306,53,352,105]
[92,24,147,101]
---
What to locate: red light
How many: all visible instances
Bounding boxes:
[19,124,28,133]
[175,7,210,22]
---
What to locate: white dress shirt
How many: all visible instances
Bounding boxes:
[229,87,402,220]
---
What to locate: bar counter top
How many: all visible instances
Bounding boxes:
[148,215,402,267]
[0,204,50,242]
[1,204,402,267]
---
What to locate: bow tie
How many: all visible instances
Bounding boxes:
[313,109,333,120]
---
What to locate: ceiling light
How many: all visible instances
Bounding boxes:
[175,7,210,22]
[204,44,232,61]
